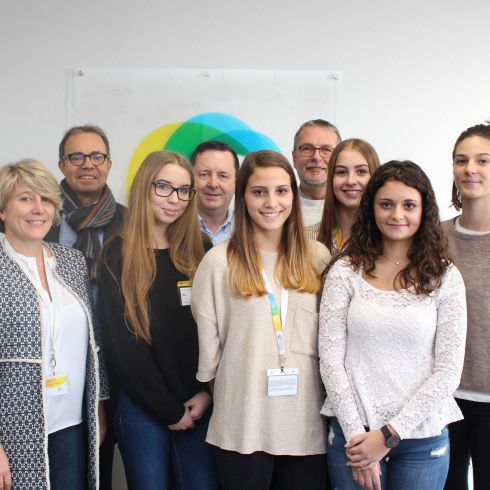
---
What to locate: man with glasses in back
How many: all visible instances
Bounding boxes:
[292,119,341,239]
[46,125,125,490]
[47,125,125,272]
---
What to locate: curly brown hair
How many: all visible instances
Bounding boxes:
[326,160,451,294]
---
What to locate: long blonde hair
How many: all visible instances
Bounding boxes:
[317,139,380,254]
[227,150,320,297]
[105,151,205,343]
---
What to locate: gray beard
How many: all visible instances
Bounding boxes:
[301,177,328,187]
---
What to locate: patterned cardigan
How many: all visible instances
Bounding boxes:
[0,240,109,489]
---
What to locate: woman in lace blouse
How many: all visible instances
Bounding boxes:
[319,161,467,490]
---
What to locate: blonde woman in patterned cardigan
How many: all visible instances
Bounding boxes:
[0,160,107,490]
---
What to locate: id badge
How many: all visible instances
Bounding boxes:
[177,280,192,306]
[267,368,299,397]
[45,375,69,398]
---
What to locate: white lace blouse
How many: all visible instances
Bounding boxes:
[319,258,467,442]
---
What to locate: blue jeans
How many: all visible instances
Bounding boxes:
[327,418,449,490]
[48,422,86,490]
[114,390,219,490]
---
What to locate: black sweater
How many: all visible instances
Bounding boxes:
[97,237,205,425]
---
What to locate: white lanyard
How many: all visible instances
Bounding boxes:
[3,238,61,375]
[261,270,289,370]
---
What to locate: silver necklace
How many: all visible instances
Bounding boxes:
[382,255,405,266]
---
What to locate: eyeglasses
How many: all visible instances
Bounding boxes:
[296,144,334,158]
[152,182,196,201]
[63,152,109,166]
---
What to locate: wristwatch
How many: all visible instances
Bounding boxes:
[381,425,400,448]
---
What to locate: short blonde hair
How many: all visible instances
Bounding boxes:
[0,159,62,232]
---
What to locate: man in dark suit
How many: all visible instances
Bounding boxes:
[46,124,125,490]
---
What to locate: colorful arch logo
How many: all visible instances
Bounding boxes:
[127,112,281,191]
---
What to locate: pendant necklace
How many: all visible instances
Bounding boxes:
[382,255,405,266]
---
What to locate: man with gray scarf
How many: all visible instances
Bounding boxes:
[46,124,125,490]
[47,125,125,282]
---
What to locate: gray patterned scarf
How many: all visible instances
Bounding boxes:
[60,179,117,278]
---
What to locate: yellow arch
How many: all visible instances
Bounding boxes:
[126,122,183,193]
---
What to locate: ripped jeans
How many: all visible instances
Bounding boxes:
[327,418,449,490]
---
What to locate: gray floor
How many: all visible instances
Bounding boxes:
[112,447,128,490]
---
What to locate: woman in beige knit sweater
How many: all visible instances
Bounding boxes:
[443,123,490,490]
[192,150,331,490]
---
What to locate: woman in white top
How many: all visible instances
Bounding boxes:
[443,123,490,490]
[0,160,105,490]
[192,150,331,490]
[319,160,467,490]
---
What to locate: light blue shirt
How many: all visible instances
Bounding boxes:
[199,211,233,245]
[59,216,104,248]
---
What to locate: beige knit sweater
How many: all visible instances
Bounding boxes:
[442,218,490,395]
[192,240,330,455]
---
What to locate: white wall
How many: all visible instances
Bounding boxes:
[1,0,489,219]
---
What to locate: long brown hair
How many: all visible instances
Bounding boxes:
[451,123,490,211]
[103,150,206,343]
[317,139,380,253]
[227,150,320,297]
[327,160,451,294]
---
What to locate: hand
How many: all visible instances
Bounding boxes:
[346,430,390,467]
[168,408,195,431]
[184,391,212,421]
[98,401,107,446]
[351,461,381,490]
[0,445,11,490]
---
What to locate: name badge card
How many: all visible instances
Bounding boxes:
[45,375,69,398]
[177,280,192,306]
[267,368,299,397]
